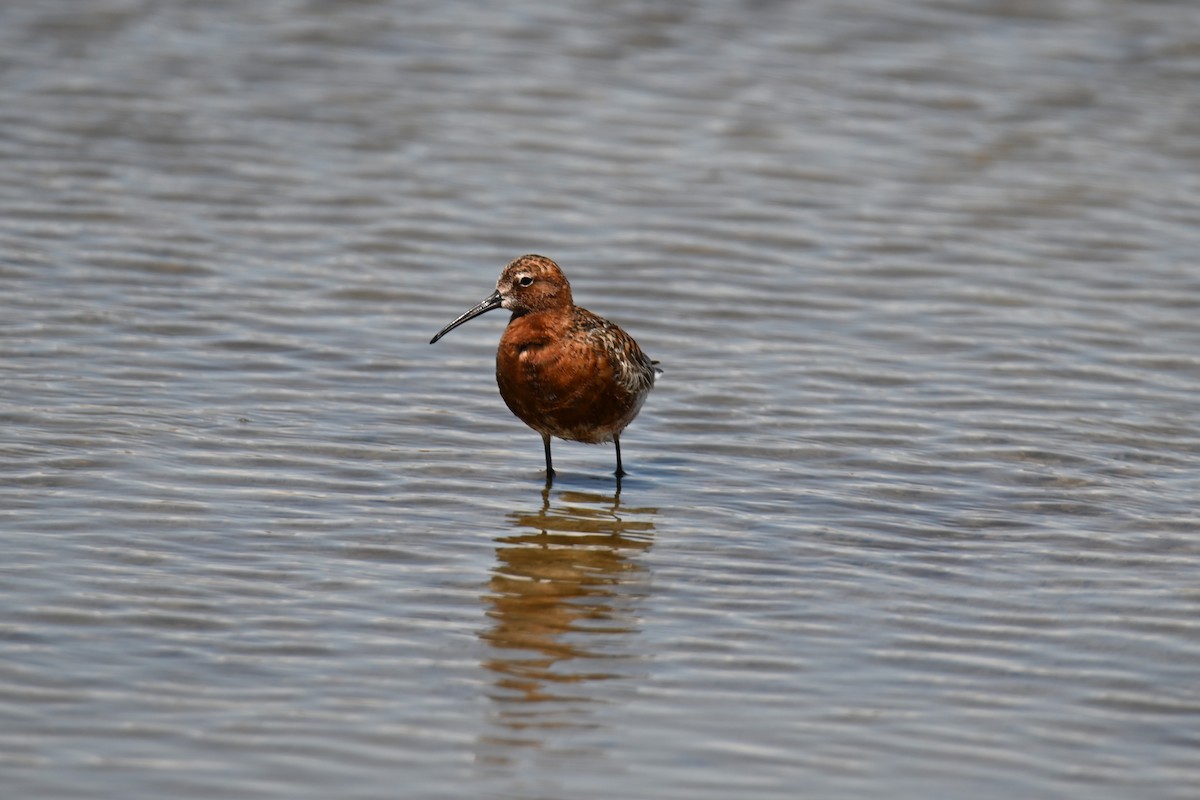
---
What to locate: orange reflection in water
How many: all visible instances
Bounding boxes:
[479,485,656,750]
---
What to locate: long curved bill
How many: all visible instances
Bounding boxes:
[429,289,503,344]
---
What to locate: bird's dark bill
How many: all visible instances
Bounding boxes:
[429,290,503,344]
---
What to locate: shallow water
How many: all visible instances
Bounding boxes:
[2,1,1199,798]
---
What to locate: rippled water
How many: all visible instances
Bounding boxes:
[3,1,1199,798]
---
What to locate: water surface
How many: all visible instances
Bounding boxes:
[2,1,1199,798]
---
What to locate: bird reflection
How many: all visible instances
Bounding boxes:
[478,484,656,755]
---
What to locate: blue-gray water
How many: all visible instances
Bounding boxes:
[2,1,1199,798]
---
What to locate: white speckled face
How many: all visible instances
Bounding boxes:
[495,255,572,314]
[497,272,536,311]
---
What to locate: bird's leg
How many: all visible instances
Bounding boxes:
[614,433,625,478]
[542,433,555,481]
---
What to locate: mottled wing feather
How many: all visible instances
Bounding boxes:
[573,308,658,394]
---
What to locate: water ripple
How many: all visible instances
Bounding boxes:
[2,1,1199,798]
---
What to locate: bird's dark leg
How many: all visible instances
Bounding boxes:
[542,433,555,481]
[614,434,625,478]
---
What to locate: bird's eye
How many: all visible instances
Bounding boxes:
[518,276,534,287]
